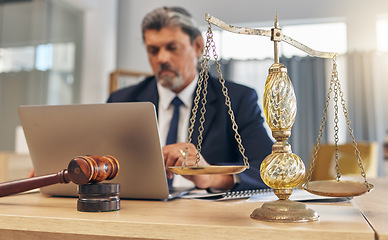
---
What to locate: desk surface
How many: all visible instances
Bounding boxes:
[354,178,388,240]
[0,190,374,240]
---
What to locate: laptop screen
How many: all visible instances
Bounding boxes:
[18,102,172,200]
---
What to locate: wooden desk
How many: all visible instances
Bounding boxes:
[0,192,374,240]
[354,178,388,240]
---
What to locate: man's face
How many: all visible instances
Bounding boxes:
[144,27,203,93]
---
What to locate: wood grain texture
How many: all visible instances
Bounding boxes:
[354,178,388,240]
[0,192,374,240]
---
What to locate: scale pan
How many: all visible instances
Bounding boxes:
[169,165,246,175]
[302,180,374,197]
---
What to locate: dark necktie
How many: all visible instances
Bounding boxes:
[166,96,183,145]
[165,96,183,188]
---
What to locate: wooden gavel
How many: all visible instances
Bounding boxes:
[0,155,119,198]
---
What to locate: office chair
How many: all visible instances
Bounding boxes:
[308,142,378,181]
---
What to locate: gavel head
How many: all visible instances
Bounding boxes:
[67,155,119,185]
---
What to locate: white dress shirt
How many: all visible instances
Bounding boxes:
[157,76,198,188]
[157,76,198,147]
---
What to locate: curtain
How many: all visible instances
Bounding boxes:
[281,56,328,165]
[209,57,328,165]
[347,51,388,175]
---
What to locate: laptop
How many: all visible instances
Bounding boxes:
[18,102,191,200]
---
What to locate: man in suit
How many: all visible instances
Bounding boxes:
[108,6,273,191]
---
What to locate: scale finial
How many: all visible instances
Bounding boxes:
[275,12,278,28]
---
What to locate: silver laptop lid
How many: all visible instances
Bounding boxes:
[18,102,171,200]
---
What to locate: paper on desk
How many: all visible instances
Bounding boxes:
[181,189,225,199]
[247,188,351,202]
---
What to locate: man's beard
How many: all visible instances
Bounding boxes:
[156,64,184,90]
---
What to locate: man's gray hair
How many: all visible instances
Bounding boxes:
[141,7,201,43]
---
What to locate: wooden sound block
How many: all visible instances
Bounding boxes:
[77,183,120,212]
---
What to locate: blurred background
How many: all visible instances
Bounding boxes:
[0,0,387,181]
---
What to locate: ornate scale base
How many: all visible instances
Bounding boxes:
[250,199,319,223]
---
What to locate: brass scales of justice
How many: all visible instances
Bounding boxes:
[169,13,374,223]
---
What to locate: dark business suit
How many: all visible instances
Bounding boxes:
[107,75,273,191]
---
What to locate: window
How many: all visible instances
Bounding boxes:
[0,42,75,73]
[0,0,82,152]
[0,46,35,72]
[377,18,388,52]
[281,22,347,57]
[35,44,53,71]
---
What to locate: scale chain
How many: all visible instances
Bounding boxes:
[195,65,209,165]
[207,22,250,169]
[333,61,342,181]
[183,21,249,169]
[334,61,369,188]
[305,57,335,184]
[306,55,370,190]
[183,28,210,167]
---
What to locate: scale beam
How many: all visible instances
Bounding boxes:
[205,14,271,37]
[205,13,336,59]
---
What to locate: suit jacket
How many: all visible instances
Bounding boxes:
[107,75,273,191]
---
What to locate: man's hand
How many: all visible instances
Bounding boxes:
[162,142,234,190]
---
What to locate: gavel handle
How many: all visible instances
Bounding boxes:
[0,169,70,197]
